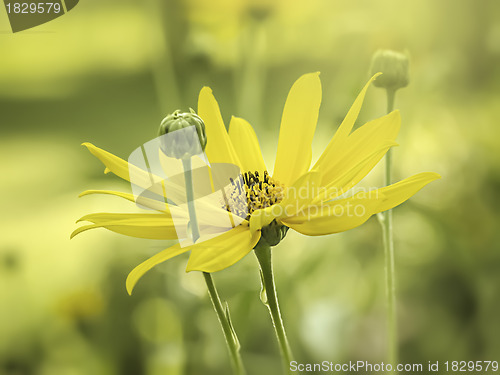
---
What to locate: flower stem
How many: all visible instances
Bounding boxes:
[254,240,293,374]
[203,272,246,375]
[145,0,182,113]
[386,88,396,115]
[237,18,266,127]
[181,159,200,242]
[182,158,246,375]
[382,88,397,369]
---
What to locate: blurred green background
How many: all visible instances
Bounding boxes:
[1,0,499,374]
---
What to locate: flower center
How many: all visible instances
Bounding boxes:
[224,170,285,220]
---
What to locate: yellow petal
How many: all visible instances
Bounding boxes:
[319,110,401,188]
[273,72,322,186]
[157,151,213,202]
[193,196,246,230]
[282,197,380,236]
[313,73,381,173]
[282,172,441,236]
[82,143,159,188]
[228,116,267,174]
[280,170,322,216]
[126,224,245,295]
[126,243,190,295]
[249,206,277,233]
[78,190,238,234]
[198,87,241,168]
[186,225,261,273]
[80,189,137,203]
[79,189,171,214]
[72,213,184,240]
[317,140,398,203]
[375,172,441,213]
[83,143,191,205]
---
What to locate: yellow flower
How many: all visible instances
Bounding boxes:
[72,73,440,294]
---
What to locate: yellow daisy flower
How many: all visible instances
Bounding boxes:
[72,72,440,294]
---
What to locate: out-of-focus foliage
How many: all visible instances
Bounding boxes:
[1,0,499,374]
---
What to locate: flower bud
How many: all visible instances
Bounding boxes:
[158,109,207,159]
[370,49,410,91]
[247,0,274,22]
[260,220,289,247]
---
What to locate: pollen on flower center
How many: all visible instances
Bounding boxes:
[223,170,285,220]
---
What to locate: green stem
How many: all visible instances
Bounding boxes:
[254,240,293,375]
[203,272,246,375]
[181,159,200,242]
[146,0,182,113]
[382,88,397,369]
[386,88,396,115]
[182,158,245,375]
[237,19,266,127]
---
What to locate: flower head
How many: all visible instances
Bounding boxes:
[158,109,207,158]
[72,73,440,294]
[370,49,410,91]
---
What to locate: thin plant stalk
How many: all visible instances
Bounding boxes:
[182,158,246,375]
[237,18,267,128]
[380,88,397,368]
[254,241,293,375]
[146,0,182,112]
[203,272,245,375]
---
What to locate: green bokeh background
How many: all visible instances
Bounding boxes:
[1,0,499,374]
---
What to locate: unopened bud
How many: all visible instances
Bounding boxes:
[158,109,207,159]
[260,220,289,247]
[370,49,410,91]
[247,1,274,22]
